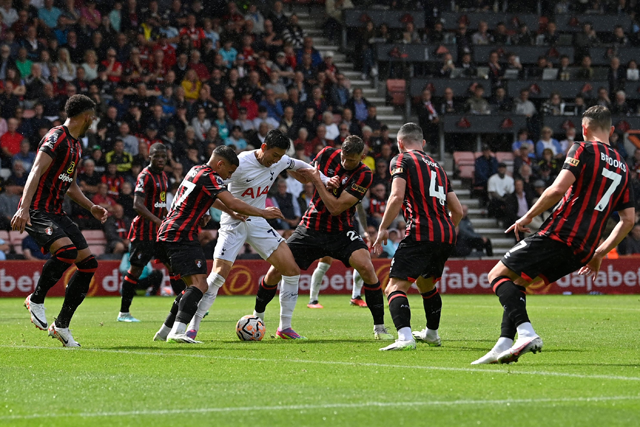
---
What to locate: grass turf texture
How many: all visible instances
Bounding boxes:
[1,295,640,427]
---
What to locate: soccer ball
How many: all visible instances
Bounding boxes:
[235,315,265,341]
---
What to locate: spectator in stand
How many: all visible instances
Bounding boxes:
[541,92,563,116]
[181,69,201,101]
[179,13,205,49]
[489,86,513,113]
[559,127,577,156]
[492,21,510,45]
[540,21,559,46]
[439,87,462,115]
[536,127,562,159]
[22,234,50,260]
[333,122,349,147]
[93,181,117,214]
[250,121,270,149]
[294,128,312,157]
[363,105,381,131]
[455,23,473,57]
[78,158,100,198]
[465,84,490,115]
[512,23,533,46]
[610,131,628,160]
[537,148,561,180]
[329,73,350,112]
[611,91,631,115]
[513,144,533,175]
[455,204,493,257]
[571,93,587,116]
[270,179,301,230]
[283,14,305,49]
[487,162,514,219]
[24,64,48,105]
[253,105,279,131]
[260,89,284,122]
[0,118,23,166]
[0,184,19,230]
[576,55,594,80]
[101,162,125,198]
[191,107,212,142]
[117,122,139,157]
[227,126,248,151]
[372,157,391,192]
[574,23,599,62]
[472,21,493,45]
[439,53,456,78]
[514,88,536,117]
[297,181,315,212]
[609,57,625,95]
[104,203,130,255]
[321,111,339,141]
[12,139,34,173]
[345,87,369,123]
[504,179,533,237]
[557,54,571,81]
[457,52,477,77]
[6,160,27,192]
[527,55,552,80]
[367,182,387,222]
[474,144,499,199]
[310,124,332,149]
[618,223,640,255]
[305,86,328,121]
[341,108,361,137]
[236,107,256,134]
[265,70,287,101]
[106,139,133,173]
[15,46,32,79]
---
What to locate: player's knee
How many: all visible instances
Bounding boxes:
[281,264,300,277]
[76,255,98,274]
[54,245,77,263]
[128,265,144,278]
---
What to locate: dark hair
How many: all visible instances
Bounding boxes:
[263,129,291,150]
[397,122,423,144]
[213,145,239,166]
[342,135,365,155]
[583,105,611,132]
[149,142,167,154]
[65,94,95,118]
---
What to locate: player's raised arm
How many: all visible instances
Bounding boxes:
[11,150,54,233]
[299,166,362,215]
[217,191,283,220]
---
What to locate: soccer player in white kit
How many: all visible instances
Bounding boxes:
[186,130,329,340]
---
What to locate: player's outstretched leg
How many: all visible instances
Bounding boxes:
[167,277,206,343]
[350,269,367,307]
[380,289,415,351]
[308,259,330,308]
[471,311,516,365]
[154,291,184,341]
[25,244,77,331]
[49,254,98,347]
[254,276,279,322]
[186,272,225,339]
[412,287,442,347]
[277,274,307,340]
[491,274,543,363]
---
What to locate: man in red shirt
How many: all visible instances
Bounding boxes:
[1,118,24,161]
[179,14,205,49]
[101,48,123,83]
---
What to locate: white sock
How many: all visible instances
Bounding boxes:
[516,322,537,339]
[279,275,300,330]
[253,310,264,322]
[157,324,171,337]
[352,269,363,299]
[188,273,225,331]
[170,321,187,335]
[310,262,330,302]
[397,327,413,342]
[426,328,439,338]
[492,337,514,353]
[119,312,129,316]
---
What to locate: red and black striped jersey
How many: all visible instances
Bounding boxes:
[22,126,81,214]
[128,166,169,242]
[157,164,227,243]
[368,197,387,216]
[302,147,372,233]
[538,141,634,263]
[390,150,456,244]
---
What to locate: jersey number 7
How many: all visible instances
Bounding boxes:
[595,169,622,212]
[172,180,196,210]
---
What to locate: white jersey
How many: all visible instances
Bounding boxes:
[220,150,304,226]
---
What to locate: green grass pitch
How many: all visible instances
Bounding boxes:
[1,294,640,427]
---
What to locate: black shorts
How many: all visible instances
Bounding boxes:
[162,241,207,277]
[389,238,455,282]
[287,226,369,270]
[501,235,585,284]
[25,210,88,253]
[129,240,170,268]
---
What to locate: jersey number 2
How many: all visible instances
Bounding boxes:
[595,169,622,212]
[429,171,446,206]
[172,180,196,210]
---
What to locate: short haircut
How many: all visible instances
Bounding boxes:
[213,145,239,166]
[263,129,291,151]
[65,94,96,118]
[397,122,423,144]
[341,135,365,155]
[149,142,167,154]
[583,105,611,132]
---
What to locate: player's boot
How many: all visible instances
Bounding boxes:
[153,329,168,342]
[166,332,202,344]
[470,349,502,365]
[307,300,324,309]
[350,296,367,307]
[412,328,442,347]
[497,336,543,364]
[48,323,80,347]
[24,294,47,330]
[379,339,416,351]
[186,329,198,339]
[117,312,141,323]
[276,328,308,340]
[374,325,394,340]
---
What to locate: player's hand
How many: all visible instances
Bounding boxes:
[261,207,285,220]
[505,216,531,241]
[11,208,31,234]
[298,167,321,184]
[362,231,371,247]
[326,175,340,190]
[229,211,248,222]
[91,205,109,223]
[372,229,388,255]
[578,254,603,279]
[199,214,211,227]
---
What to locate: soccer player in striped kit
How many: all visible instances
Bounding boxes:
[372,123,463,351]
[474,106,635,364]
[16,95,108,347]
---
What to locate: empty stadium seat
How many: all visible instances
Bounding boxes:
[89,245,105,257]
[9,231,26,254]
[82,230,107,245]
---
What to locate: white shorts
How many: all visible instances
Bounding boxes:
[213,218,285,262]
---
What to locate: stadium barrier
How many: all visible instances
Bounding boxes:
[1,259,640,297]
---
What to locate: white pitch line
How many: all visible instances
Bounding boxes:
[1,395,639,420]
[2,345,640,382]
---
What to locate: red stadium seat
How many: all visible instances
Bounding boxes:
[386,79,406,106]
[9,231,26,254]
[458,165,475,180]
[88,245,105,257]
[82,230,107,245]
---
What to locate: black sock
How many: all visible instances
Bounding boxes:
[500,310,516,340]
[31,245,76,304]
[164,292,184,328]
[363,282,384,325]
[421,288,442,330]
[120,272,139,313]
[55,256,97,328]
[169,274,185,295]
[175,287,204,324]
[492,276,530,327]
[254,277,278,313]
[387,290,411,331]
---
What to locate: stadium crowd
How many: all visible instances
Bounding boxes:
[0,0,640,261]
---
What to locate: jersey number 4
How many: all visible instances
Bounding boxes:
[172,180,196,210]
[429,171,446,206]
[595,169,622,212]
